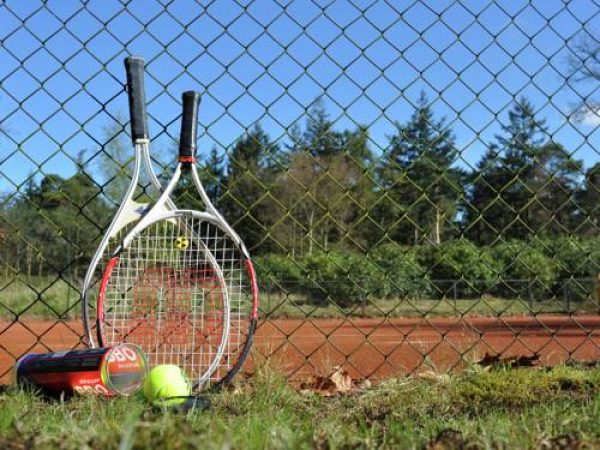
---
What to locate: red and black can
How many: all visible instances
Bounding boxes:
[15,344,147,397]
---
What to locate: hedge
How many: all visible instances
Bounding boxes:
[255,238,598,305]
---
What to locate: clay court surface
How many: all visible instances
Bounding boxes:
[2,315,600,383]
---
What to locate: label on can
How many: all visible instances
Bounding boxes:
[15,344,147,397]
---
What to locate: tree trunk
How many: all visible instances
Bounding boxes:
[308,210,314,255]
[27,244,31,278]
[433,208,441,245]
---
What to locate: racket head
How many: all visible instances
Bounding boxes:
[97,210,258,389]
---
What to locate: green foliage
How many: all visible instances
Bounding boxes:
[255,254,304,291]
[540,237,600,279]
[418,240,500,298]
[2,168,109,278]
[256,235,600,308]
[491,241,557,299]
[377,92,465,245]
[370,243,430,298]
[302,251,383,307]
[467,99,584,244]
[2,96,600,317]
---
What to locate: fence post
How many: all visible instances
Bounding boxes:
[564,279,570,313]
[596,274,600,315]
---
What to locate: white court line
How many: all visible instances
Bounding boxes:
[254,338,445,345]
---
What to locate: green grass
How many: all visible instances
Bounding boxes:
[1,275,599,320]
[2,365,600,449]
[262,291,600,319]
[0,276,81,319]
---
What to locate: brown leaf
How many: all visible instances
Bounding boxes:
[476,353,539,368]
[298,366,357,396]
[477,352,502,367]
[423,429,480,450]
[418,371,451,384]
[354,378,371,390]
[329,366,352,393]
[538,433,585,450]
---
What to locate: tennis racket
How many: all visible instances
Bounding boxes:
[97,91,259,390]
[82,56,169,347]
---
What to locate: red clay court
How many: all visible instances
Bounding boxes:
[2,314,600,383]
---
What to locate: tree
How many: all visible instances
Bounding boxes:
[172,146,226,210]
[200,147,225,201]
[273,102,375,254]
[377,92,464,245]
[222,125,281,253]
[2,158,109,279]
[96,118,133,204]
[467,98,537,243]
[529,142,582,236]
[575,163,600,236]
[567,32,600,121]
[467,98,582,243]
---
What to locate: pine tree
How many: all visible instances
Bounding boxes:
[199,147,225,201]
[467,98,582,243]
[377,92,464,245]
[222,125,280,253]
[275,101,375,254]
[575,163,600,236]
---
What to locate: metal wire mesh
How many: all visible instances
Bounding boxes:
[2,0,600,382]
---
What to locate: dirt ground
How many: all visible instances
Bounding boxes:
[2,315,600,383]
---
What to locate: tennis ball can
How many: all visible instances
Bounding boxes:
[14,343,147,397]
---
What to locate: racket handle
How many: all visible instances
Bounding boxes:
[124,56,149,144]
[179,91,200,161]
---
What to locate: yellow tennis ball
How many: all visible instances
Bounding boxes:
[143,365,191,406]
[174,236,189,249]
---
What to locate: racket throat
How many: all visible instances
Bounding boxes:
[179,156,196,165]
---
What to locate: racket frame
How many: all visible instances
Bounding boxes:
[97,91,259,389]
[82,56,162,347]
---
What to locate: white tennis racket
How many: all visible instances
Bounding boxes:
[82,56,172,347]
[96,91,259,389]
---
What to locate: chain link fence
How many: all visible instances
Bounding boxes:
[2,0,600,381]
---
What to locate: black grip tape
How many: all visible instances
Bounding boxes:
[124,56,149,143]
[179,91,201,158]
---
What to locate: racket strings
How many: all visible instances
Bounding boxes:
[88,143,165,314]
[102,214,250,386]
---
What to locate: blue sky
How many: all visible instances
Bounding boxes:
[1,0,600,194]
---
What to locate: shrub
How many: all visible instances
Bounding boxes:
[417,239,500,298]
[370,243,430,298]
[301,251,384,307]
[255,254,304,291]
[491,241,557,300]
[580,238,600,277]
[540,237,600,279]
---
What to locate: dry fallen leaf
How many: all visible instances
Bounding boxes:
[423,429,473,450]
[477,352,539,368]
[299,366,366,396]
[355,378,371,390]
[329,366,352,393]
[417,371,451,384]
[538,433,585,450]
